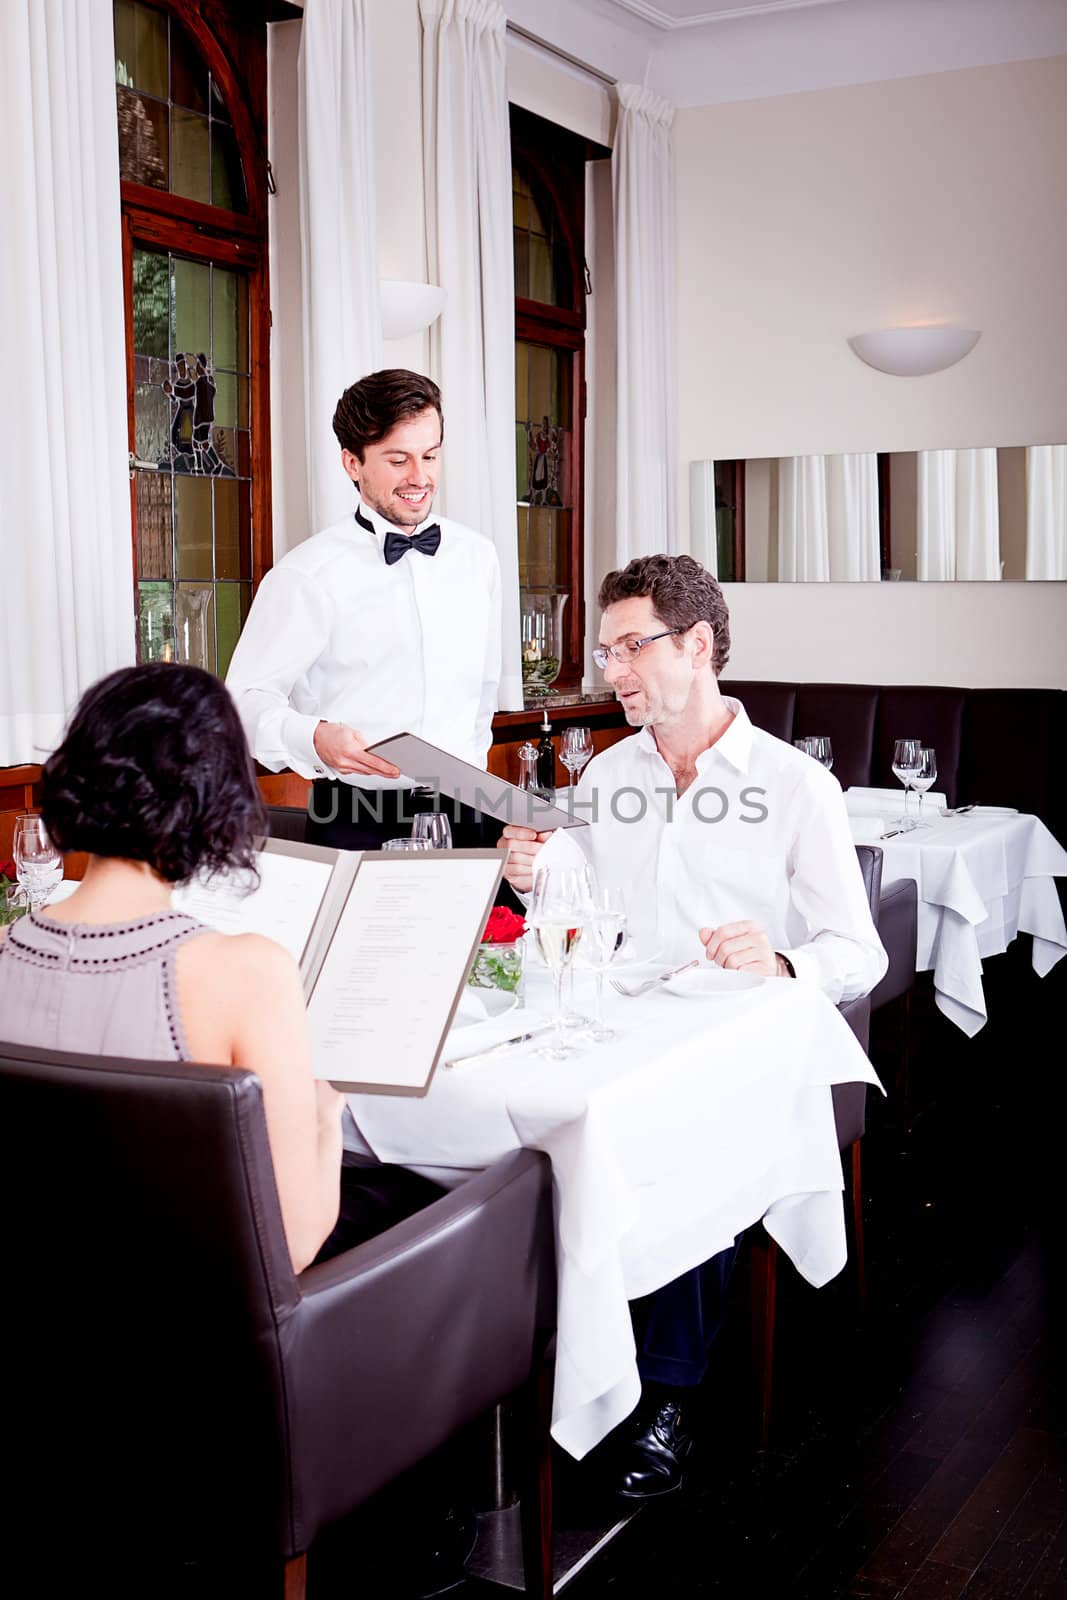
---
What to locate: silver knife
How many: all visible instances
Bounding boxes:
[442,1022,554,1068]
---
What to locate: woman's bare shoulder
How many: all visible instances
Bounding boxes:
[180,929,301,989]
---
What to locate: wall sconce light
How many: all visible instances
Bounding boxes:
[847,326,981,377]
[379,280,447,340]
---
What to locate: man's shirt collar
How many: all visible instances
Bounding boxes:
[355,492,438,544]
[632,695,754,776]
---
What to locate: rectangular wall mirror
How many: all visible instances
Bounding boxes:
[689,445,1067,581]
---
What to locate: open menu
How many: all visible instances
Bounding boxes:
[173,839,504,1094]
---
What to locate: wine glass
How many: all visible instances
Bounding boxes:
[794,737,815,755]
[560,726,594,788]
[585,887,628,1044]
[13,814,63,911]
[911,747,938,825]
[412,812,452,849]
[891,739,922,826]
[530,866,590,1060]
[810,736,834,770]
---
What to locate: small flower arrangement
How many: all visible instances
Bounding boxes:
[468,906,527,994]
[0,858,27,926]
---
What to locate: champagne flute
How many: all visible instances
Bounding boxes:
[892,739,922,826]
[13,814,63,911]
[560,726,594,788]
[586,887,627,1043]
[412,812,452,849]
[530,866,590,1060]
[911,747,938,825]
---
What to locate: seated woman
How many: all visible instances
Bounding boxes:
[0,664,344,1272]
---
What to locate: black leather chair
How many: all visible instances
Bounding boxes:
[265,802,309,843]
[749,845,882,1442]
[1,1043,556,1597]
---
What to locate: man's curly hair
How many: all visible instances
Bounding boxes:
[42,665,266,884]
[598,554,731,676]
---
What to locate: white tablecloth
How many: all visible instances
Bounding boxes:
[850,810,1067,1035]
[347,970,881,1459]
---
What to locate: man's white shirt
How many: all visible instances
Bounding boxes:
[226,496,502,787]
[539,698,887,1004]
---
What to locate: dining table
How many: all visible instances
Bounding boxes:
[347,961,882,1461]
[846,796,1067,1036]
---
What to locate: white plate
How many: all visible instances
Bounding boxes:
[662,965,764,998]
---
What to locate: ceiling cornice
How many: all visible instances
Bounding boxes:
[607,0,849,29]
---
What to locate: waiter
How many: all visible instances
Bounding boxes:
[227,369,502,849]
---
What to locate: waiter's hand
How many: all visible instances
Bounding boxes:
[498,823,554,893]
[313,720,401,778]
[699,921,782,978]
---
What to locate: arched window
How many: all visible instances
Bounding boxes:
[115,0,271,676]
[511,107,592,691]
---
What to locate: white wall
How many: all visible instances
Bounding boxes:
[674,54,1067,687]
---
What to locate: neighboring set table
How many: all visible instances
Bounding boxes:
[347,967,880,1460]
[847,802,1067,1035]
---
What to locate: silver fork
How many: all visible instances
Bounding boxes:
[609,958,701,998]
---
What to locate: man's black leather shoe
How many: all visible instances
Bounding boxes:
[616,1398,693,1499]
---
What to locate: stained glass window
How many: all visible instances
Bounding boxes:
[115,0,246,212]
[515,340,572,593]
[131,245,252,675]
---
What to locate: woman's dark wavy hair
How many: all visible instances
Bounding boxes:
[41,664,267,885]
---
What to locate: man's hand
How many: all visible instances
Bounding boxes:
[497,823,555,893]
[313,721,401,779]
[699,921,784,978]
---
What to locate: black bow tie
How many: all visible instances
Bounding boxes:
[383,524,442,565]
[354,502,441,566]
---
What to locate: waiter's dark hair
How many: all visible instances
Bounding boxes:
[41,664,266,885]
[332,369,444,459]
[598,554,731,676]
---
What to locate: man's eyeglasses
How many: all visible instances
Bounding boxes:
[592,627,687,670]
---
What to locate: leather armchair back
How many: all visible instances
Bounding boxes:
[1,1042,555,1574]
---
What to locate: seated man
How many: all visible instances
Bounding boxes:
[502,553,887,1499]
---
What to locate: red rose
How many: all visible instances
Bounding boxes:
[481,906,527,944]
[0,859,15,883]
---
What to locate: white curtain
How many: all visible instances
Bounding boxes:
[918,448,1000,580]
[1026,445,1067,579]
[614,85,676,565]
[298,0,382,534]
[777,455,880,582]
[778,457,830,581]
[0,0,134,766]
[826,453,881,581]
[777,454,883,585]
[420,0,522,709]
[688,461,718,576]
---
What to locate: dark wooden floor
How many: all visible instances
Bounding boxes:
[309,941,1067,1600]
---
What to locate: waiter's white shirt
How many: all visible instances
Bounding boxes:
[226,496,502,788]
[540,698,887,1004]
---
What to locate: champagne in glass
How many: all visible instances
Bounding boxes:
[530,866,589,1059]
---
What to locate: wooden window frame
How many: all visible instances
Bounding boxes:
[118,0,273,637]
[511,106,606,691]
